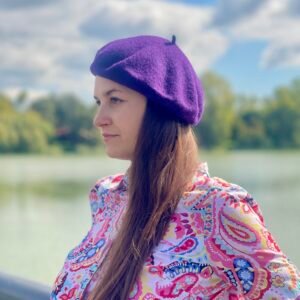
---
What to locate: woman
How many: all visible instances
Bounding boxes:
[50,35,300,300]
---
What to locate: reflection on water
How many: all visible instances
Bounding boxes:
[0,151,299,285]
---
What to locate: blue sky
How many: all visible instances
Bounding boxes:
[1,0,299,103]
[213,40,300,97]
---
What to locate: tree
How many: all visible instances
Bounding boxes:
[0,94,19,152]
[14,90,29,112]
[231,96,269,149]
[194,71,235,149]
[0,94,55,153]
[263,83,300,148]
[30,93,101,151]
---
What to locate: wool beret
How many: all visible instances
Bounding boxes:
[90,35,205,125]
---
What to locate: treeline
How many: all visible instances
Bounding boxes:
[0,71,299,154]
[195,72,300,149]
[0,92,101,154]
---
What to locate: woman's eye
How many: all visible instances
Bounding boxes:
[94,97,123,106]
[110,97,122,104]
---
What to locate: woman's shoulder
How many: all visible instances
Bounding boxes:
[189,162,249,199]
[185,165,263,223]
[90,172,127,194]
[87,172,127,221]
[192,162,249,196]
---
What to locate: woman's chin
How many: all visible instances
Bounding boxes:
[105,148,131,161]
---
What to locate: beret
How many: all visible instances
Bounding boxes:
[90,35,205,125]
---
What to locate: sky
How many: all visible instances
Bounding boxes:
[1,0,300,105]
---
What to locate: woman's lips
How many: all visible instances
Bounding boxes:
[102,134,119,142]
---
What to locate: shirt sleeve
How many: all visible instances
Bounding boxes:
[49,180,103,300]
[204,187,300,299]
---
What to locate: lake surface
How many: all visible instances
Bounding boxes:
[0,151,299,287]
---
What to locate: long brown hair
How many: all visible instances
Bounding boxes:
[87,100,199,300]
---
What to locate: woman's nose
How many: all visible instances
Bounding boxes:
[93,107,112,128]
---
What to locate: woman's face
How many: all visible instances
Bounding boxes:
[93,76,147,160]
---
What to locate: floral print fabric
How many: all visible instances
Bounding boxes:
[50,161,300,299]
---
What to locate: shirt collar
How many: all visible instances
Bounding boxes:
[114,161,209,192]
[193,161,210,181]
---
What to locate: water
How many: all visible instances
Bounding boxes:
[0,151,299,287]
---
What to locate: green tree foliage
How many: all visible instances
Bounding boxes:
[0,95,19,152]
[263,80,300,148]
[14,90,28,112]
[30,93,101,151]
[1,73,300,154]
[194,71,235,149]
[0,93,55,153]
[231,96,270,149]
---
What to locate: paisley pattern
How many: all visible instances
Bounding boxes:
[50,161,300,299]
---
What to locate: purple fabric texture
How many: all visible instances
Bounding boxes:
[90,35,205,125]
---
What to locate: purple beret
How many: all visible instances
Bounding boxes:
[90,35,205,125]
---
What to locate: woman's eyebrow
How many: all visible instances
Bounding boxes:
[94,88,122,101]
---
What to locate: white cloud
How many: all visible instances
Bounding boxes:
[211,0,263,26]
[217,0,300,68]
[80,0,228,71]
[0,0,228,102]
[1,0,299,102]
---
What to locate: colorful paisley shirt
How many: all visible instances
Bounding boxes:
[50,161,300,299]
